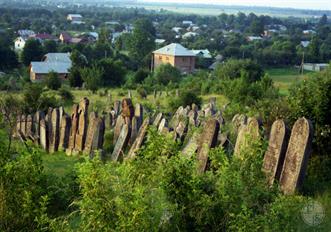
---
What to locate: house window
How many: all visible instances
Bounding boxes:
[159,56,162,60]
[166,57,169,61]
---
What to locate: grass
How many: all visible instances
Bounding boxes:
[266,67,312,95]
[42,151,84,178]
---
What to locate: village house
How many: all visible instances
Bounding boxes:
[192,49,212,59]
[30,53,72,82]
[67,14,84,24]
[14,37,27,51]
[151,43,196,74]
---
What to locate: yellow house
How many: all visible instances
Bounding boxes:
[151,43,196,74]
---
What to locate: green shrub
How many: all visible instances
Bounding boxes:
[45,71,62,90]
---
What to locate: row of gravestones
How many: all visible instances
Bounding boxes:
[15,97,105,156]
[15,97,313,195]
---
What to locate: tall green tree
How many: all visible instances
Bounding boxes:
[128,18,156,67]
[81,65,104,93]
[21,39,44,66]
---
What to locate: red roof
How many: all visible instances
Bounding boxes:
[60,32,72,42]
[31,33,56,40]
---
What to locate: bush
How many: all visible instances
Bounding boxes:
[69,67,83,88]
[58,87,74,104]
[45,71,62,90]
[154,64,181,85]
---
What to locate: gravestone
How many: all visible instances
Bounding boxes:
[127,117,150,159]
[59,106,64,125]
[21,115,27,136]
[130,116,139,144]
[49,108,60,153]
[33,111,45,143]
[111,124,130,161]
[182,131,200,157]
[74,98,89,152]
[175,120,188,142]
[153,112,163,127]
[40,119,48,151]
[158,118,168,133]
[67,104,79,155]
[128,90,132,98]
[113,116,125,144]
[114,100,121,117]
[232,114,247,131]
[134,103,143,130]
[188,110,198,127]
[84,113,105,156]
[59,114,71,151]
[234,117,261,157]
[26,115,33,137]
[197,119,220,173]
[279,118,313,195]
[263,120,290,186]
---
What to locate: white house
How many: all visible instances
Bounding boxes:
[172,27,183,34]
[182,32,198,39]
[247,36,263,42]
[182,20,193,26]
[303,63,329,72]
[155,39,166,45]
[67,14,83,21]
[14,37,27,51]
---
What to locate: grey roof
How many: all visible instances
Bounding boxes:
[153,43,195,57]
[192,49,212,59]
[31,62,71,74]
[43,53,71,63]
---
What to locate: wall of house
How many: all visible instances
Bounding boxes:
[174,56,195,74]
[152,53,195,73]
[30,72,68,82]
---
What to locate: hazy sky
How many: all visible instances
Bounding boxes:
[141,0,331,10]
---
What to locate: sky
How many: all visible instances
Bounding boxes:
[140,0,331,10]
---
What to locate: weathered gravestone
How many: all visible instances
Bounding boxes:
[175,120,188,142]
[279,118,313,195]
[182,131,200,157]
[232,114,247,132]
[26,115,34,137]
[188,110,198,127]
[197,119,220,173]
[127,117,150,159]
[158,118,168,133]
[234,117,261,157]
[153,112,163,127]
[33,111,45,143]
[20,115,27,136]
[262,119,290,186]
[134,103,143,130]
[40,119,48,151]
[59,114,71,151]
[130,117,139,144]
[84,113,105,156]
[49,108,60,153]
[113,116,125,144]
[66,104,79,155]
[111,124,130,161]
[114,100,121,117]
[74,98,89,152]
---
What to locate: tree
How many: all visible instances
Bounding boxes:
[81,65,104,93]
[154,64,181,85]
[69,67,83,87]
[43,40,58,53]
[21,39,44,66]
[45,71,61,90]
[128,18,156,67]
[96,58,126,86]
[0,43,18,70]
[70,50,88,68]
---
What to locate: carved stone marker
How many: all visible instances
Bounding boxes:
[84,113,105,156]
[182,131,200,157]
[111,124,129,161]
[175,120,188,142]
[234,117,261,157]
[262,120,290,186]
[66,104,79,155]
[130,116,139,144]
[59,114,71,151]
[127,117,150,159]
[114,100,121,117]
[134,103,143,130]
[279,118,313,195]
[26,115,33,137]
[34,111,45,143]
[49,108,60,153]
[153,113,163,127]
[121,98,134,119]
[21,115,27,136]
[197,119,220,173]
[40,119,48,151]
[158,118,168,133]
[113,116,125,144]
[74,98,89,152]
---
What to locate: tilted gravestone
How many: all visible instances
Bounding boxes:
[262,119,290,186]
[26,115,34,137]
[40,118,48,151]
[188,110,198,127]
[232,114,248,132]
[84,113,105,156]
[158,118,168,133]
[111,124,130,161]
[113,116,125,144]
[66,104,79,155]
[130,116,139,145]
[153,112,163,127]
[59,114,71,151]
[127,117,150,159]
[182,131,201,157]
[279,118,313,195]
[134,103,143,130]
[114,100,121,117]
[49,108,60,153]
[175,120,188,142]
[234,117,261,157]
[74,98,89,152]
[197,119,220,173]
